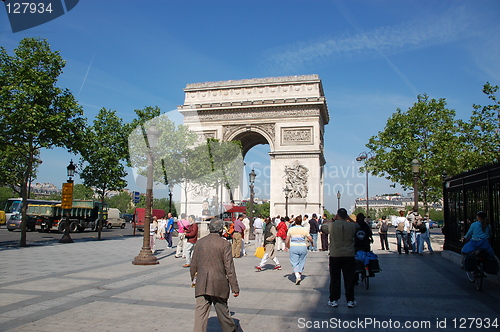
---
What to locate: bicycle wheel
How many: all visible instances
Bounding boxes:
[364,275,370,290]
[466,270,475,282]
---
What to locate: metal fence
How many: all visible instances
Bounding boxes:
[443,162,500,257]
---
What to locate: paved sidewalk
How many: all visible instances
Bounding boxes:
[1,230,499,332]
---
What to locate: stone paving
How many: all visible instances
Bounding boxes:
[0,229,499,332]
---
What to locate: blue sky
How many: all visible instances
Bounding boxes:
[1,0,499,212]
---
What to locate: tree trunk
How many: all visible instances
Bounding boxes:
[19,153,33,247]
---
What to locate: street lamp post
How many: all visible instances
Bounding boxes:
[59,160,76,243]
[133,124,160,265]
[248,169,256,229]
[283,185,291,217]
[411,158,421,210]
[168,183,174,213]
[337,191,341,210]
[356,152,375,216]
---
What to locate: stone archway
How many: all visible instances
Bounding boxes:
[178,75,329,218]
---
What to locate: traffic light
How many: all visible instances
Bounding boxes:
[61,182,74,209]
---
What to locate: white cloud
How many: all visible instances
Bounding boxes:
[263,7,472,72]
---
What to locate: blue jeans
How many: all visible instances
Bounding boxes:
[289,246,308,273]
[310,233,318,251]
[396,230,409,254]
[418,234,433,253]
[165,231,173,247]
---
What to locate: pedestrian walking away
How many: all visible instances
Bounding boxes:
[321,208,358,308]
[253,215,264,247]
[309,213,320,252]
[275,217,288,251]
[418,217,434,255]
[395,210,409,255]
[190,219,240,332]
[183,215,199,267]
[378,216,390,250]
[320,214,331,251]
[242,214,250,244]
[232,215,246,258]
[286,215,313,285]
[255,217,281,271]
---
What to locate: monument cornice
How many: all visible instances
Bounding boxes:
[184,74,321,91]
[179,101,329,125]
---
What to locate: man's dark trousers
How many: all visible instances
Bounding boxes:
[329,256,355,302]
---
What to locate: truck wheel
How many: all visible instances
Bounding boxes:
[58,222,67,233]
[107,223,112,229]
[121,223,125,229]
[69,222,78,233]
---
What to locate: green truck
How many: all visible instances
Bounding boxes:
[28,200,108,233]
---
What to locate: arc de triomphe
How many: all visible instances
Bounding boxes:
[178,75,329,218]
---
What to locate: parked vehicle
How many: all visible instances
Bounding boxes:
[3,198,60,231]
[133,208,165,231]
[121,213,134,223]
[28,200,108,233]
[0,210,6,226]
[6,214,38,231]
[106,208,126,229]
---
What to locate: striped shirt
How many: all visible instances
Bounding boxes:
[287,225,310,246]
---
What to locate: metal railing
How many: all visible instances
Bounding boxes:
[443,162,500,257]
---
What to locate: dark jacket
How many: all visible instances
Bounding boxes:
[309,218,319,234]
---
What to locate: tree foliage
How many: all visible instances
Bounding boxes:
[72,184,95,200]
[79,108,128,239]
[458,82,500,170]
[106,191,132,213]
[366,94,461,211]
[0,37,85,246]
[365,84,499,212]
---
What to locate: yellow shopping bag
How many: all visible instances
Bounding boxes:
[254,246,265,259]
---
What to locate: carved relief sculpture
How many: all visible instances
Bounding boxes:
[284,162,309,198]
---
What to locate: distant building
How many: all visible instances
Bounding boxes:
[30,183,60,196]
[354,193,442,214]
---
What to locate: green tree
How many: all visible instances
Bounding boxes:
[366,94,460,213]
[458,82,500,170]
[73,184,94,200]
[251,202,270,218]
[128,111,198,214]
[79,108,128,240]
[0,187,17,207]
[0,37,85,246]
[106,191,132,213]
[194,138,244,216]
[153,197,177,217]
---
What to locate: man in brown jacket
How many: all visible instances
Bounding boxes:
[190,219,240,332]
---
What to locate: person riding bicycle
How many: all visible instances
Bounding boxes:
[462,211,496,259]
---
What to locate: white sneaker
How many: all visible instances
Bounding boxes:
[347,300,357,308]
[295,276,301,285]
[327,300,338,307]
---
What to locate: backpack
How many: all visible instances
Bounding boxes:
[381,222,388,233]
[418,222,427,233]
[223,222,235,239]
